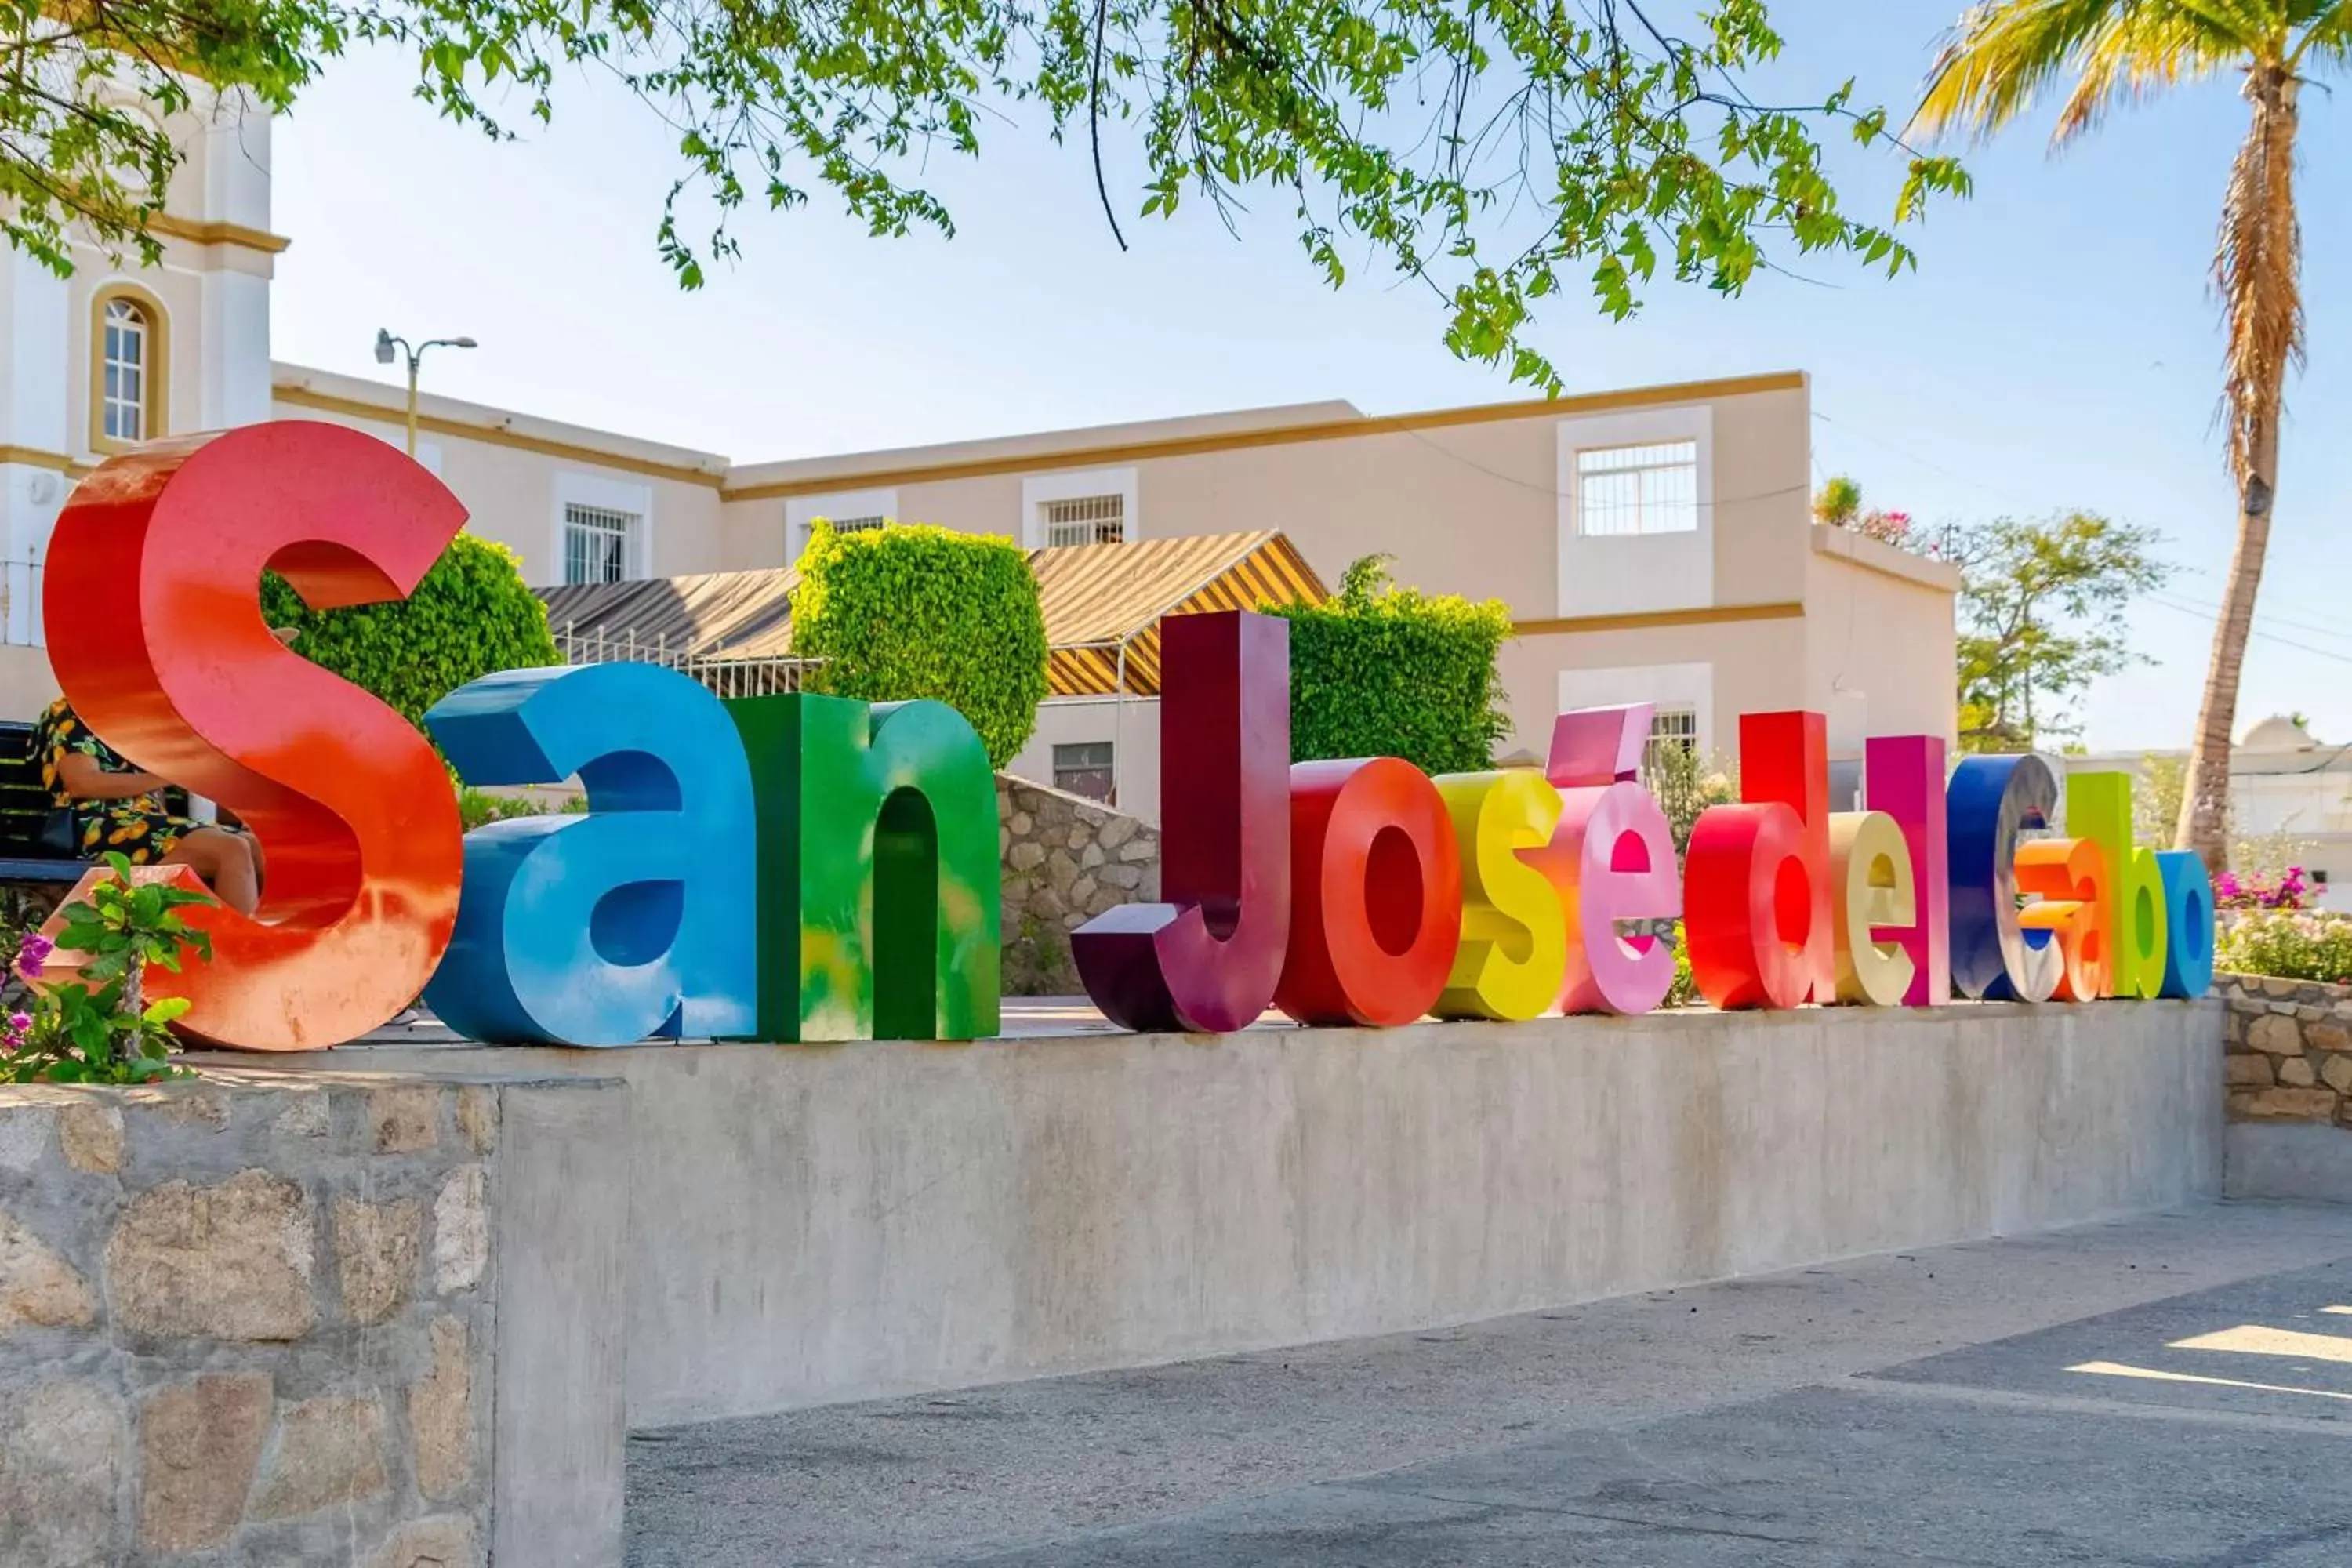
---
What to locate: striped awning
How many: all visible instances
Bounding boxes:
[535,530,1326,697]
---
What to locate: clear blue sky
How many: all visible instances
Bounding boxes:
[265,0,2352,754]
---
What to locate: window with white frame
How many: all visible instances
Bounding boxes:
[563,503,639,586]
[1043,494,1124,548]
[786,489,898,562]
[1576,441,1699,537]
[100,297,152,443]
[1642,706,1700,781]
[1053,741,1116,801]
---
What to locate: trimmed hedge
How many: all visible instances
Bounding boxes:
[259,533,560,731]
[1271,555,1513,775]
[790,521,1049,768]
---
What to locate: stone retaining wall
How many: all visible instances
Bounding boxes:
[997,775,1160,995]
[2217,972,2352,1127]
[0,1073,625,1567]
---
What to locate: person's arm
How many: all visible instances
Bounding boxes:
[53,750,169,801]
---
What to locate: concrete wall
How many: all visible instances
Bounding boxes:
[245,1000,2222,1428]
[0,1074,626,1568]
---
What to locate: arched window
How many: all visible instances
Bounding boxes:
[101,298,151,441]
[89,285,168,450]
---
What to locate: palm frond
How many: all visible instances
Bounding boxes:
[2053,9,2240,143]
[1911,0,2255,146]
[2288,0,2352,69]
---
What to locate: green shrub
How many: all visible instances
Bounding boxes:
[1272,555,1512,775]
[790,521,1049,768]
[459,789,587,832]
[260,534,560,731]
[2216,910,2352,987]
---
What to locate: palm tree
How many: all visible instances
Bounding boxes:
[1912,1,2348,872]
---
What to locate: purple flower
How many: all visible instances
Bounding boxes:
[16,932,51,978]
[5,1013,27,1033]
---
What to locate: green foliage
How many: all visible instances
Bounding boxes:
[2135,753,2187,848]
[458,789,588,831]
[1644,743,1740,857]
[1951,512,2170,754]
[1272,555,1512,775]
[2216,910,2352,989]
[791,521,1049,768]
[1664,922,1700,1008]
[5,854,212,1085]
[260,535,560,732]
[1813,475,1864,526]
[2,2,1965,393]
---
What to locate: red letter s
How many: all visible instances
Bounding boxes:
[44,422,466,1048]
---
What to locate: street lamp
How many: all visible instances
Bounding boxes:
[373,328,477,458]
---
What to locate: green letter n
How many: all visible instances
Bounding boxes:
[727,693,1000,1042]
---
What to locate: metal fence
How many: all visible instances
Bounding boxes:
[552,623,821,700]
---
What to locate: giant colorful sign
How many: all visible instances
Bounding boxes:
[42,424,2216,1051]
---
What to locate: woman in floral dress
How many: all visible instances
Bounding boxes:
[31,698,260,914]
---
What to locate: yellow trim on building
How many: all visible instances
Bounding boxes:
[0,445,81,474]
[147,215,292,255]
[87,281,171,457]
[270,385,731,489]
[1511,601,1806,637]
[720,372,1809,503]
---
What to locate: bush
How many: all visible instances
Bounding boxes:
[2216,910,2352,986]
[260,534,561,731]
[790,521,1049,768]
[1272,556,1512,775]
[459,789,587,832]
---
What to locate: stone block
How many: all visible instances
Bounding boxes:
[1120,840,1156,862]
[2248,1014,2305,1056]
[107,1169,315,1340]
[372,1087,440,1154]
[2324,1056,2352,1096]
[1069,876,1098,907]
[2263,976,2303,998]
[57,1102,123,1174]
[434,1166,488,1294]
[1007,841,1046,873]
[1080,843,1105,870]
[2224,1055,2276,1088]
[253,1395,390,1519]
[456,1087,498,1155]
[137,1373,273,1552]
[1009,811,1033,837]
[1067,825,1092,850]
[1097,815,1137,851]
[0,1210,96,1332]
[153,1087,230,1128]
[274,1090,330,1139]
[2310,1022,2350,1052]
[336,1196,423,1326]
[410,1316,475,1501]
[1045,850,1080,894]
[2228,1087,2339,1122]
[2278,1057,2318,1088]
[0,1381,122,1565]
[368,1514,479,1568]
[1100,863,1142,890]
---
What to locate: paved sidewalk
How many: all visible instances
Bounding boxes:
[626,1202,2352,1566]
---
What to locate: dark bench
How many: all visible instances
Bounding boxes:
[0,718,191,886]
[0,720,82,884]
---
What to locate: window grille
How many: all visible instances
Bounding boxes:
[827,516,887,534]
[1044,495,1124,547]
[1576,441,1699,536]
[1642,706,1700,781]
[564,503,639,586]
[1053,741,1116,801]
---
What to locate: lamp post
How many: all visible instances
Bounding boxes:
[373,328,477,458]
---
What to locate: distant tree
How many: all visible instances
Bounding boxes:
[1950,512,2169,753]
[1812,476,1864,528]
[6,3,1965,394]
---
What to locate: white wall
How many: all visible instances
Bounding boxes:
[1004,695,1163,826]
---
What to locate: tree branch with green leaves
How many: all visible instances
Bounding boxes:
[6,0,1968,390]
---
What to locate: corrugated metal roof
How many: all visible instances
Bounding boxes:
[535,530,1326,697]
